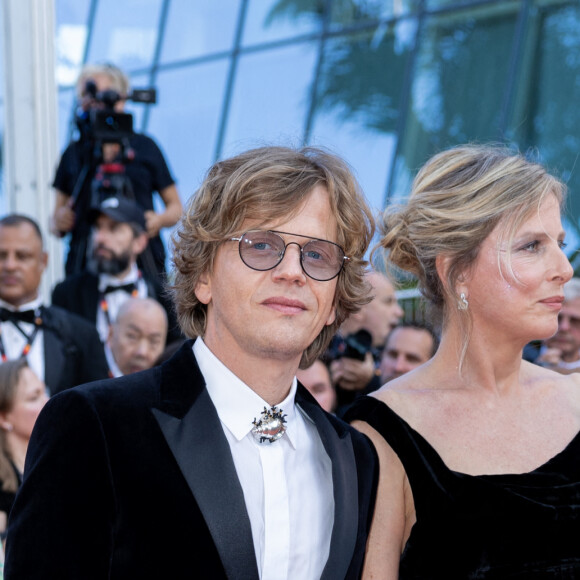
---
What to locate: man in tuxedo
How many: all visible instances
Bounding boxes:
[52,196,180,343]
[0,214,109,395]
[6,146,378,579]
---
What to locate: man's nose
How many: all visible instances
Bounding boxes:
[272,243,306,281]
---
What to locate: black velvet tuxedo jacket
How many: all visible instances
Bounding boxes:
[51,270,182,343]
[5,341,378,580]
[40,305,110,395]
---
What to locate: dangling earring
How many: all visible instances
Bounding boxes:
[458,292,469,311]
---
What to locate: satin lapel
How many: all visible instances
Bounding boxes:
[152,361,259,580]
[296,387,359,580]
[42,312,65,395]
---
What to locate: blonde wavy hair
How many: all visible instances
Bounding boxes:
[380,144,565,331]
[171,146,375,368]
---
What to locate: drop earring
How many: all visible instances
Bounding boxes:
[458,292,469,311]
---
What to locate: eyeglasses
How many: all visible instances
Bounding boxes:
[230,230,349,281]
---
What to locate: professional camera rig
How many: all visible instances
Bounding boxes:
[68,80,158,276]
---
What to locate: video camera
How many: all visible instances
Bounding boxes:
[76,80,157,142]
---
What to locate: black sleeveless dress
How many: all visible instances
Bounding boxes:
[345,397,580,579]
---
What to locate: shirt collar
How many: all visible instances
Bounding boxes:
[193,337,298,447]
[98,263,141,292]
[0,296,44,313]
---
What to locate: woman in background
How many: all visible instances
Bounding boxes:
[347,144,580,578]
[0,359,48,536]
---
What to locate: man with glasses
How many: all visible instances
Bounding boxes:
[6,146,378,579]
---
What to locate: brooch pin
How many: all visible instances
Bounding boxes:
[251,406,287,444]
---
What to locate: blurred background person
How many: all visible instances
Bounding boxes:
[534,277,580,373]
[0,215,109,395]
[379,322,439,383]
[106,297,167,377]
[328,269,403,414]
[50,63,182,278]
[52,197,180,343]
[296,358,337,414]
[0,359,48,537]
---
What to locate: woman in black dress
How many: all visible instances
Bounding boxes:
[347,144,580,578]
[0,359,48,537]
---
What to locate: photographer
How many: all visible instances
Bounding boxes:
[51,63,182,278]
[327,269,403,416]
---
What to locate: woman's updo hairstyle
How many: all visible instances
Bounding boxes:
[379,144,565,324]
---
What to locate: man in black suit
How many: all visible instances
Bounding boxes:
[0,214,109,395]
[6,146,378,579]
[52,196,180,343]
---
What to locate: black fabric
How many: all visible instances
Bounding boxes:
[51,270,182,344]
[102,282,136,295]
[0,308,37,324]
[41,306,110,395]
[345,396,580,579]
[53,132,175,277]
[5,341,377,579]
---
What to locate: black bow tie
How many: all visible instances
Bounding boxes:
[102,282,136,295]
[0,308,39,324]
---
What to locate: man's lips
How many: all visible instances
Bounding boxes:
[0,276,21,286]
[262,297,307,314]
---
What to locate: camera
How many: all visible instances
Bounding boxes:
[326,329,373,362]
[77,80,157,142]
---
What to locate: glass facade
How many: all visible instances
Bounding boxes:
[51,0,580,264]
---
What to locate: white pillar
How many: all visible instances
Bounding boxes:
[2,0,62,299]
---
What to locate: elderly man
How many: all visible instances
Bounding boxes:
[0,214,109,395]
[106,297,168,376]
[6,146,378,579]
[379,322,439,383]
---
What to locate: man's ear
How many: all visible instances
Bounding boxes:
[133,232,149,257]
[40,250,48,273]
[194,271,212,305]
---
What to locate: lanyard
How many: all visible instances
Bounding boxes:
[0,307,43,362]
[98,274,141,328]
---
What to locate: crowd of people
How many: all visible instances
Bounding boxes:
[0,62,578,580]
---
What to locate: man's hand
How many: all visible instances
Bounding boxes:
[330,352,375,392]
[52,201,76,235]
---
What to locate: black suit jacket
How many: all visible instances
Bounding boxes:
[41,305,110,395]
[51,270,182,343]
[5,341,377,579]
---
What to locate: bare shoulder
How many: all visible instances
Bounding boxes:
[371,365,439,421]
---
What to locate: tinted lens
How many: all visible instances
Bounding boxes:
[237,230,346,281]
[239,231,285,270]
[301,239,344,280]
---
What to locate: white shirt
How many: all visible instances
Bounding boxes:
[97,264,148,343]
[0,297,45,384]
[194,338,334,580]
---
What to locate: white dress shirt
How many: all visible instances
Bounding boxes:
[97,264,148,342]
[0,297,45,383]
[194,338,334,580]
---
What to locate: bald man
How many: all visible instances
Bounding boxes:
[106,297,168,376]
